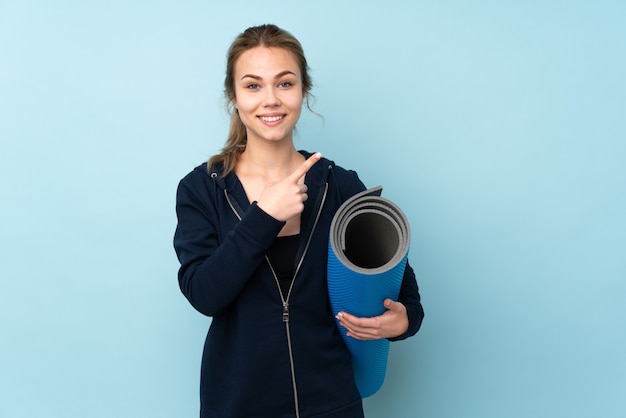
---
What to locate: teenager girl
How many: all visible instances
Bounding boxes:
[174,24,424,418]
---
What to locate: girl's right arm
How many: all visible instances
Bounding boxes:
[173,172,284,316]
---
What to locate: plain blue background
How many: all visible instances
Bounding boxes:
[1,1,625,417]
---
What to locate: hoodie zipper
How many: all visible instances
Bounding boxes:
[225,184,329,418]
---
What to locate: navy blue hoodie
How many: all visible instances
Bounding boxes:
[174,151,424,418]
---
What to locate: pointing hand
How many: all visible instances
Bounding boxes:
[256,152,322,222]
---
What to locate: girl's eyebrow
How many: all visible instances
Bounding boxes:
[274,70,297,79]
[240,70,297,81]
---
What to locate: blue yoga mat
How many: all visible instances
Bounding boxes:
[327,186,411,398]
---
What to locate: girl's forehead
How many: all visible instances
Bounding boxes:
[234,47,300,77]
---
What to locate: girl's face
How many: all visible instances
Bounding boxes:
[232,47,304,145]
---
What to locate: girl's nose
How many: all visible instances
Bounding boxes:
[263,87,281,106]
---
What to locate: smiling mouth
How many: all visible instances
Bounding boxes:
[259,115,284,123]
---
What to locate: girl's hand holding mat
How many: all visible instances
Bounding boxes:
[336,298,409,341]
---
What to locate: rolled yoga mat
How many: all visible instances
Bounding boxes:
[327,186,411,398]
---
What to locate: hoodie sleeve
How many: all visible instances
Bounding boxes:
[389,260,424,341]
[173,170,285,316]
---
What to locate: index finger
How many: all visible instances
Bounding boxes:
[289,152,322,181]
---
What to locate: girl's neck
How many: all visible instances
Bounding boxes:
[237,141,303,182]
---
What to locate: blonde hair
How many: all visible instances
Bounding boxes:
[208,24,313,176]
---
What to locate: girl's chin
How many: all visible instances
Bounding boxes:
[253,129,294,143]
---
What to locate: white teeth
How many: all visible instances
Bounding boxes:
[261,115,283,122]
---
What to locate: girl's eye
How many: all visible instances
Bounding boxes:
[247,83,260,90]
[279,81,293,88]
